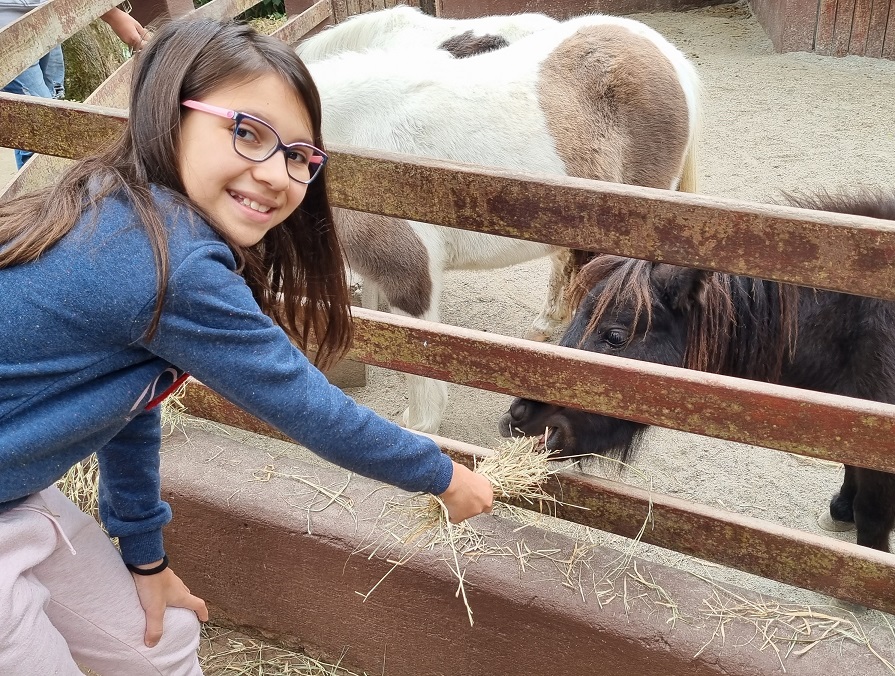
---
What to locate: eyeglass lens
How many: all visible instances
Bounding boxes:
[233,117,325,184]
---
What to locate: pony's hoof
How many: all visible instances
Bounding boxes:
[523,327,552,342]
[817,509,857,533]
[400,407,440,434]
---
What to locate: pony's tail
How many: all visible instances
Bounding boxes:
[676,59,702,194]
[677,135,699,194]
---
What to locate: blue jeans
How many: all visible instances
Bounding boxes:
[2,45,65,168]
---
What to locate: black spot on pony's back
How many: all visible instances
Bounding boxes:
[438,30,510,58]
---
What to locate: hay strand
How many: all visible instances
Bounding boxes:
[55,454,100,518]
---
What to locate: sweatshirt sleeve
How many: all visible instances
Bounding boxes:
[135,243,454,496]
[96,406,171,566]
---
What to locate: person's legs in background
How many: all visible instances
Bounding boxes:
[38,45,65,99]
[2,52,59,169]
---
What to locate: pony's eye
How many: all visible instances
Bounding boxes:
[604,329,628,347]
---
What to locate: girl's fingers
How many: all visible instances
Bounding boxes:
[143,602,165,647]
[183,593,210,622]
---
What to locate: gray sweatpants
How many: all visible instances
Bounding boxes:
[0,486,203,675]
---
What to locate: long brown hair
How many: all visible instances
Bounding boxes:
[0,17,351,369]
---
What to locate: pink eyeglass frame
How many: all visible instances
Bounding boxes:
[181,100,327,184]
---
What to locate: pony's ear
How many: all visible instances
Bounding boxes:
[654,264,712,311]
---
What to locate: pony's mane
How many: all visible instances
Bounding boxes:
[571,254,799,382]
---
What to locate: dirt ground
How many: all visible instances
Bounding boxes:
[338,0,895,609]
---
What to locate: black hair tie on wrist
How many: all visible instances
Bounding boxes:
[126,554,169,576]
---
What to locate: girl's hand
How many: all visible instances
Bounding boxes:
[130,564,209,647]
[101,8,150,51]
[438,460,494,523]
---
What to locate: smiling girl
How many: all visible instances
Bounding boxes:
[0,17,493,675]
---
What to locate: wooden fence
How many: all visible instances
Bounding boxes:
[3,0,895,618]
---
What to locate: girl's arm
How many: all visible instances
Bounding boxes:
[137,243,493,519]
[100,7,149,51]
[95,406,170,565]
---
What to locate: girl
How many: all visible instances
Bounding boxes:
[0,16,493,675]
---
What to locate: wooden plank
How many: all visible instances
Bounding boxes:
[865,0,891,56]
[331,0,349,22]
[850,0,874,54]
[0,94,126,158]
[0,0,122,88]
[179,381,895,616]
[833,0,856,55]
[815,0,839,54]
[885,1,895,57]
[191,0,263,22]
[781,0,822,52]
[272,0,333,45]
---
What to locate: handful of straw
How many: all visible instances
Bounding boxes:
[358,436,566,626]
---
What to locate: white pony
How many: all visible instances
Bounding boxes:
[296,4,559,63]
[309,13,702,433]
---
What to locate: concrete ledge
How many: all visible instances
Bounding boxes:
[161,426,888,675]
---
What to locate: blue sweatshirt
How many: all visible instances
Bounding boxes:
[0,188,453,564]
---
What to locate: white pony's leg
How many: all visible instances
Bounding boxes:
[524,248,572,342]
[396,238,448,434]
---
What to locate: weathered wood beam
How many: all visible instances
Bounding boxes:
[0,94,126,158]
[275,0,334,45]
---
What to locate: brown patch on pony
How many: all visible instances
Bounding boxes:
[536,24,690,189]
[438,31,510,58]
[333,208,432,317]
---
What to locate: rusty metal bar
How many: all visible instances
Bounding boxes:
[4,99,895,300]
[346,308,895,474]
[326,147,895,302]
[178,380,895,616]
[0,0,122,88]
[274,0,334,45]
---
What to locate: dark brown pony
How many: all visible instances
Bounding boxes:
[500,190,895,552]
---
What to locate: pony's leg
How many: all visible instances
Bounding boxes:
[396,263,448,434]
[852,468,895,552]
[829,465,858,523]
[818,465,858,532]
[524,248,572,342]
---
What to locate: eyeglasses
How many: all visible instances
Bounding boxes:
[181,100,328,185]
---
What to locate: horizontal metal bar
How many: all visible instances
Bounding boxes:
[326,147,895,302]
[347,308,895,474]
[178,380,895,617]
[3,97,892,299]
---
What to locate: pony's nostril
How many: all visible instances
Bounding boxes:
[508,398,530,420]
